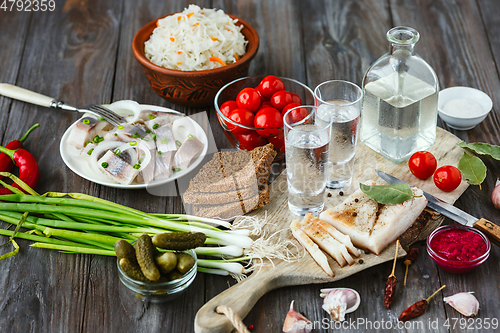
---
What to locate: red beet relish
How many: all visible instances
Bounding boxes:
[430,228,487,261]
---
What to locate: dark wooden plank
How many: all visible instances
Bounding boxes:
[0,1,123,332]
[303,0,390,88]
[84,1,210,333]
[0,11,31,143]
[390,1,500,332]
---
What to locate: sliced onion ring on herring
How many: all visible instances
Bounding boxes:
[172,117,196,143]
[89,141,130,175]
[115,141,152,172]
[107,100,143,123]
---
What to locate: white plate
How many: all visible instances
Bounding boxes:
[59,104,208,189]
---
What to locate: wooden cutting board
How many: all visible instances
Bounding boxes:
[194,127,469,333]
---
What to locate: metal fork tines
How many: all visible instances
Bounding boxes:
[85,105,127,126]
[51,100,127,126]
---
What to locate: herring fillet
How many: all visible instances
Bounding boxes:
[290,220,334,277]
[319,187,428,255]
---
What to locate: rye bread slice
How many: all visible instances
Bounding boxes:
[192,195,259,219]
[190,185,269,219]
[183,183,264,205]
[187,143,276,194]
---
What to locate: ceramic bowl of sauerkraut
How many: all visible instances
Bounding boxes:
[132,5,259,108]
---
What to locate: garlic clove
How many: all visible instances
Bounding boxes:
[321,288,360,321]
[283,300,312,333]
[443,292,480,317]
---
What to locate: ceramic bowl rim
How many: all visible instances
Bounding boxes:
[132,13,259,77]
[438,86,492,119]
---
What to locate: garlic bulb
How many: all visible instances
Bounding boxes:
[283,300,312,333]
[443,292,480,317]
[321,288,360,322]
[492,179,500,209]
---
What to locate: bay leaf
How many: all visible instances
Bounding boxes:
[457,152,487,188]
[457,141,500,161]
[359,183,414,205]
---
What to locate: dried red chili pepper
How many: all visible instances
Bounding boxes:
[0,124,38,180]
[384,239,400,309]
[0,146,39,194]
[399,285,446,322]
[399,299,428,321]
[403,247,419,286]
[384,276,397,309]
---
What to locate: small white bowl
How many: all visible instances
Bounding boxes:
[438,86,493,130]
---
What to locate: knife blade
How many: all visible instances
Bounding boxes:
[375,169,500,247]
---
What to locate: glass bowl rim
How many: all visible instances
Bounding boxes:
[214,75,314,131]
[426,224,491,265]
[116,248,197,288]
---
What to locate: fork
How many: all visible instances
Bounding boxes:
[0,83,127,126]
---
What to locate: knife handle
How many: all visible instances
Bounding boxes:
[473,219,500,248]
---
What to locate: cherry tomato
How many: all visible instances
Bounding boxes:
[270,91,293,111]
[434,165,462,191]
[257,75,285,99]
[228,108,255,134]
[259,101,273,109]
[254,107,283,137]
[290,92,302,105]
[282,103,309,124]
[220,100,238,118]
[255,85,267,101]
[408,151,437,179]
[236,131,268,151]
[236,88,261,113]
[267,130,285,152]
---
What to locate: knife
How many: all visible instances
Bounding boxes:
[375,169,500,247]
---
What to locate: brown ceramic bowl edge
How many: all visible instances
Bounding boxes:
[132,14,259,77]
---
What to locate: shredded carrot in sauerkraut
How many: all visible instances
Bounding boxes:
[144,4,247,71]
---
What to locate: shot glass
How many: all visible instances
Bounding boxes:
[284,106,332,216]
[314,80,363,190]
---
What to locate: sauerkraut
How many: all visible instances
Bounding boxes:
[144,5,248,71]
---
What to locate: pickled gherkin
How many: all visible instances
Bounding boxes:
[152,232,206,250]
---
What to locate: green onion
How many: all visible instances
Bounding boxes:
[87,148,94,155]
[197,259,245,274]
[152,133,157,140]
[188,134,194,140]
[161,138,168,144]
[117,125,124,130]
[101,162,108,168]
[98,117,105,121]
[176,140,182,147]
[0,175,261,277]
[152,123,159,129]
[133,164,140,169]
[114,149,121,155]
[129,141,137,146]
[83,119,90,124]
[148,114,156,120]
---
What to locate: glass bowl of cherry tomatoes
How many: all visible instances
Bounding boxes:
[214,75,314,159]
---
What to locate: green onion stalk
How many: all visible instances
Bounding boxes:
[0,172,257,277]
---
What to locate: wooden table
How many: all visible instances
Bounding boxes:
[1,0,499,332]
